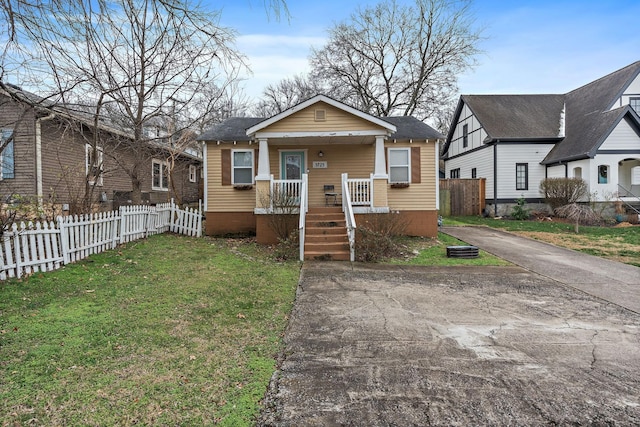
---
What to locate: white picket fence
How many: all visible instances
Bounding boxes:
[0,200,202,280]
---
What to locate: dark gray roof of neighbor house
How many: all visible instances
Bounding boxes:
[543,61,640,164]
[443,61,640,164]
[381,116,444,140]
[198,115,443,142]
[197,117,264,141]
[462,94,566,140]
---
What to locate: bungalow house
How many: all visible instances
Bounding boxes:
[198,95,443,260]
[442,61,640,216]
[0,83,202,215]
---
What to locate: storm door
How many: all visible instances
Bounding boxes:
[280,151,305,180]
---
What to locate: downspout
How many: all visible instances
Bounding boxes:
[35,113,56,210]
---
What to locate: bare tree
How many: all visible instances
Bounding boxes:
[309,0,482,121]
[253,73,323,117]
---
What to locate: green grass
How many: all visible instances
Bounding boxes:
[388,233,511,266]
[0,234,300,426]
[444,216,640,266]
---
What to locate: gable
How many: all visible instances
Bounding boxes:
[599,115,640,151]
[259,101,388,134]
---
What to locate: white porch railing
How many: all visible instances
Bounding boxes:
[271,175,303,209]
[298,174,308,261]
[342,173,357,262]
[344,174,373,206]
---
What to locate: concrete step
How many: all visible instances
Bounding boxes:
[304,250,350,261]
[305,241,350,252]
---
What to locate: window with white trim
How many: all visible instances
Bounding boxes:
[516,163,528,190]
[189,165,197,183]
[1,129,14,179]
[86,144,103,186]
[388,148,410,183]
[232,150,254,185]
[598,165,608,184]
[152,159,169,191]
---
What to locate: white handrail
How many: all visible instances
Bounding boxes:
[345,176,372,206]
[342,173,356,262]
[299,174,308,261]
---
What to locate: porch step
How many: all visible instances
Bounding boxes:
[304,207,351,261]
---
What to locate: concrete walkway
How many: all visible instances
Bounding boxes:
[442,226,640,313]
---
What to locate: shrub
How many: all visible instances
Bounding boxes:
[355,212,409,262]
[540,178,588,211]
[510,196,530,220]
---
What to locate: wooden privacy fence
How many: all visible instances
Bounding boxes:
[440,178,486,216]
[0,200,202,280]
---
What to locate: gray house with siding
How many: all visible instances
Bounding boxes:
[442,61,640,215]
[0,83,201,215]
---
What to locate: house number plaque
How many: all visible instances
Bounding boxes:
[313,161,327,168]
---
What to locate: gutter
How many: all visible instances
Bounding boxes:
[35,113,56,209]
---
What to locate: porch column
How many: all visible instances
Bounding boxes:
[256,138,271,180]
[255,138,271,210]
[373,135,388,178]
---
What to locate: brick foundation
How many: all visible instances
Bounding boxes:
[355,210,438,238]
[205,211,256,236]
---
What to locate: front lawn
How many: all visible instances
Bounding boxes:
[445,216,640,267]
[0,234,300,426]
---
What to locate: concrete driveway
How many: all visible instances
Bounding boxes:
[258,262,640,426]
[442,226,640,313]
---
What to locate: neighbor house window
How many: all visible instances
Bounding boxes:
[471,167,477,179]
[450,168,460,178]
[1,129,14,179]
[516,163,528,190]
[573,167,582,179]
[598,165,608,184]
[85,144,103,186]
[232,150,254,185]
[189,165,197,183]
[462,124,468,148]
[152,159,169,191]
[388,148,410,183]
[632,166,640,185]
[631,97,640,114]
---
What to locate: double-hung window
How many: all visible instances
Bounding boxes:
[232,150,254,185]
[631,97,640,114]
[86,144,104,186]
[516,163,528,190]
[152,159,169,191]
[388,148,410,183]
[189,165,197,183]
[1,129,14,179]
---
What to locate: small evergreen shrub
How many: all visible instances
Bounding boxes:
[510,196,530,220]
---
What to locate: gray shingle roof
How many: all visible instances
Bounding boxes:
[444,61,640,164]
[462,94,565,140]
[197,117,264,141]
[198,114,443,142]
[543,61,640,164]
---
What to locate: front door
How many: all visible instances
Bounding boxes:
[281,151,305,180]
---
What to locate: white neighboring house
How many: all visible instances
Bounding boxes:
[442,61,640,216]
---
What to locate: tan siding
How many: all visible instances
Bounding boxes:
[387,141,437,210]
[263,102,387,133]
[206,142,255,212]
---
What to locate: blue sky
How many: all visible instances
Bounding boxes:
[213,0,640,102]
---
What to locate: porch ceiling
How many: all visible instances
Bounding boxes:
[263,135,376,145]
